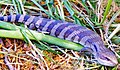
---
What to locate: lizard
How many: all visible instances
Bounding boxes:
[0,14,118,66]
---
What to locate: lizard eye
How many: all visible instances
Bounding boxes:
[100,56,110,61]
[104,57,110,61]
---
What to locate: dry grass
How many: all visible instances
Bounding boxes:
[0,0,119,70]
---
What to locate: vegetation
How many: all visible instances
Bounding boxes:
[0,0,119,70]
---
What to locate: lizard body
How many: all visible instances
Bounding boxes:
[0,14,118,66]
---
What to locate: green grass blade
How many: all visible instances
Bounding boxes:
[31,0,55,18]
[0,21,17,30]
[81,0,90,14]
[12,0,19,14]
[63,0,74,16]
[0,22,83,51]
[56,0,65,20]
[100,0,112,24]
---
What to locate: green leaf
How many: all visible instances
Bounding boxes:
[100,0,112,24]
[63,0,74,16]
[0,21,17,30]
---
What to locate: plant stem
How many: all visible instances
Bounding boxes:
[0,22,83,51]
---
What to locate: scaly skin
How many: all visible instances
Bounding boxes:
[0,14,118,66]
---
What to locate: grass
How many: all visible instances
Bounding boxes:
[0,0,119,70]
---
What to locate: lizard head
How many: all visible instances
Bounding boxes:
[95,49,118,66]
[81,43,118,66]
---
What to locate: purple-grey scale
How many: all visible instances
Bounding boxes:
[61,25,82,39]
[46,20,64,33]
[87,37,101,52]
[8,14,35,29]
[28,16,40,29]
[64,27,89,42]
[7,15,12,22]
[0,16,4,21]
[15,14,21,22]
[86,35,102,44]
[48,21,69,37]
[54,23,79,37]
[37,19,63,34]
[38,18,59,33]
[75,30,96,43]
[22,15,36,29]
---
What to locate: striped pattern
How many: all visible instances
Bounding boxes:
[0,14,118,66]
[0,14,108,48]
[0,14,106,51]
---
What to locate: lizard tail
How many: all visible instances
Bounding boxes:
[0,14,38,29]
